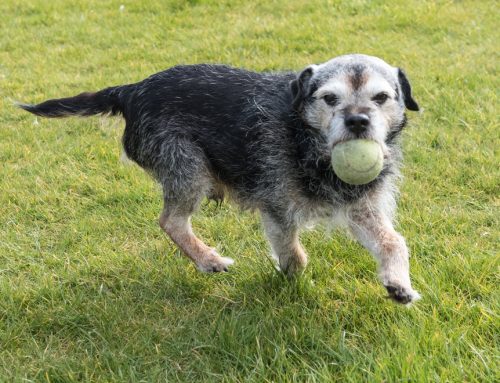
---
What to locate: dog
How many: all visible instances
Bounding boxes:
[19,54,421,304]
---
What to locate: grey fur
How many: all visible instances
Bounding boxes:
[20,54,421,304]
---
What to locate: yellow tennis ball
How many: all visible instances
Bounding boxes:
[331,139,384,185]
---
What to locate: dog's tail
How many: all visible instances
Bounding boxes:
[17,85,132,118]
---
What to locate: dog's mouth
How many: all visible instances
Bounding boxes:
[331,136,378,147]
[330,137,390,159]
[328,128,371,148]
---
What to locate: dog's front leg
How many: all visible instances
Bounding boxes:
[347,207,420,304]
[261,212,308,276]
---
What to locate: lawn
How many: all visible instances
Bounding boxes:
[0,0,498,381]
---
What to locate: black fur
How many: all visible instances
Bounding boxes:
[19,56,422,303]
[386,115,407,144]
[290,66,315,111]
[398,68,419,111]
[18,87,127,117]
[20,64,388,209]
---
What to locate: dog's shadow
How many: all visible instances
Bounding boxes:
[11,241,401,383]
[18,238,380,379]
[140,259,332,365]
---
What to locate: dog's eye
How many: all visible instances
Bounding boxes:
[372,92,389,105]
[322,94,339,106]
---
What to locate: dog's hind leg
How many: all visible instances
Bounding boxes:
[159,207,234,272]
[261,212,308,276]
[156,140,233,273]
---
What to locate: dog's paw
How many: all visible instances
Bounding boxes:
[197,253,234,273]
[384,284,421,305]
[273,250,308,277]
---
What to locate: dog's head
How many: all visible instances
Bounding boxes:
[290,54,419,150]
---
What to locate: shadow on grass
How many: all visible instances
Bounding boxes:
[5,248,364,380]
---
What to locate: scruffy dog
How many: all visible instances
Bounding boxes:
[20,54,421,304]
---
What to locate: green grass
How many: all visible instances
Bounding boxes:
[1,0,498,381]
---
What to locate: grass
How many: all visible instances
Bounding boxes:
[0,0,498,381]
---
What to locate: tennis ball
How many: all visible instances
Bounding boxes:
[331,139,384,185]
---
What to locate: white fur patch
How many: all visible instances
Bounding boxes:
[363,74,396,99]
[314,77,351,99]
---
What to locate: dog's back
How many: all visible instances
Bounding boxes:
[119,65,295,189]
[19,65,295,190]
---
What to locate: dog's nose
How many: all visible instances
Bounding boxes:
[345,114,370,135]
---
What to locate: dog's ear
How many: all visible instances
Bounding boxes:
[397,68,419,111]
[290,65,316,110]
